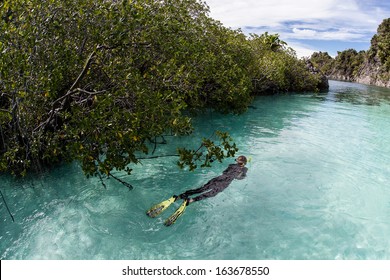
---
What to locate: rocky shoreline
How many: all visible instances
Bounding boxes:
[328,58,390,88]
[310,18,390,89]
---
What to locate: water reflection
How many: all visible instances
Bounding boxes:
[2,80,390,260]
[318,80,390,106]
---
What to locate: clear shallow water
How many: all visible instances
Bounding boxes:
[1,80,390,260]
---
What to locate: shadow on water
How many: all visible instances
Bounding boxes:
[314,80,390,106]
[1,92,324,260]
[2,80,390,259]
[193,92,321,141]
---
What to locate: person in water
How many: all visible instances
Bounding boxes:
[176,155,248,204]
[146,155,248,226]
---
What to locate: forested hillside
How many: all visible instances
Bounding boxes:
[0,0,326,180]
[310,18,390,88]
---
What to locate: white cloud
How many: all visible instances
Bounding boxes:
[240,25,367,43]
[204,0,390,57]
[290,28,366,41]
[286,42,320,58]
[205,0,384,41]
[292,28,317,38]
[206,0,336,27]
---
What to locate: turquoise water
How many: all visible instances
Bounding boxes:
[1,80,390,260]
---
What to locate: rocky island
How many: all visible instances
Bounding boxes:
[310,18,390,88]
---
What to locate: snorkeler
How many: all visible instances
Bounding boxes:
[146,155,248,226]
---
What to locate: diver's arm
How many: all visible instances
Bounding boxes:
[236,166,248,180]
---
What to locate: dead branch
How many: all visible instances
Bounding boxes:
[0,188,15,222]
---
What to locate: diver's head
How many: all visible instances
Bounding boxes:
[235,155,247,166]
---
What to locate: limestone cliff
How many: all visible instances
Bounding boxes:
[354,58,390,88]
[310,18,390,89]
[328,55,390,88]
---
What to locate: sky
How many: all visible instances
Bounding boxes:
[204,0,390,57]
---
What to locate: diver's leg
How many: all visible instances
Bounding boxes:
[177,181,213,199]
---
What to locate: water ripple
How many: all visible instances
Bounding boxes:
[2,81,390,259]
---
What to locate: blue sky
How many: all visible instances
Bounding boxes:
[205,0,390,57]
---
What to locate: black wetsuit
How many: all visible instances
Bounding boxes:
[178,164,248,202]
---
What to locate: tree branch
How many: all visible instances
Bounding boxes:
[0,188,15,222]
[33,47,100,133]
[69,49,97,92]
[74,88,107,96]
[137,154,179,160]
[108,172,133,190]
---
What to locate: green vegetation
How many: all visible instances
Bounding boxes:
[336,49,365,79]
[310,18,390,83]
[309,51,333,76]
[249,33,324,94]
[370,18,390,71]
[310,49,366,80]
[1,0,325,182]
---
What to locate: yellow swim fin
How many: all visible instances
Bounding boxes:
[146,196,176,218]
[164,199,188,226]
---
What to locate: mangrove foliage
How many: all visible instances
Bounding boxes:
[0,0,326,182]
